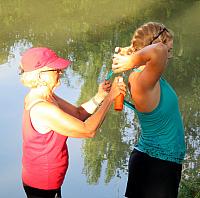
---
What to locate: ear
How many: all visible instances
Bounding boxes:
[38,72,48,86]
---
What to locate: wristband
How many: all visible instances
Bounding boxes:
[93,93,105,104]
[81,93,105,114]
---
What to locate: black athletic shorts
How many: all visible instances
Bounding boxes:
[23,183,62,198]
[125,149,182,198]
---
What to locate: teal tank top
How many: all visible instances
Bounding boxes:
[134,77,186,164]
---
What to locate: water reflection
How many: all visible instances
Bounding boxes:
[0,0,200,197]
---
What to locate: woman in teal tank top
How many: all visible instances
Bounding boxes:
[112,22,186,198]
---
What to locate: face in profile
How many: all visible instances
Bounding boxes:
[39,69,63,90]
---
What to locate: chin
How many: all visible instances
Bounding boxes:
[58,81,61,86]
[55,81,61,88]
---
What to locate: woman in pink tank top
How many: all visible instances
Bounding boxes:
[19,47,126,198]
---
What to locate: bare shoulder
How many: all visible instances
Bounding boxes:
[128,69,161,112]
[31,101,63,118]
[128,69,142,83]
[128,66,145,88]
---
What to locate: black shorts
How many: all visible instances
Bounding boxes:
[125,149,182,198]
[23,183,62,198]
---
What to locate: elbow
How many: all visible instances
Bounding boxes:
[83,122,97,137]
[154,43,168,56]
[148,43,168,63]
[87,131,96,138]
[83,123,96,138]
[83,131,96,138]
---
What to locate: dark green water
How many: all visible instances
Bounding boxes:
[0,1,199,197]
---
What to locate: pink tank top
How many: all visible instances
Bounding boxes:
[22,103,68,190]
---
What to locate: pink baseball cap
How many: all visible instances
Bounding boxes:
[21,47,71,72]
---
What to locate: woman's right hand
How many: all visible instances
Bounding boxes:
[112,52,135,74]
[108,76,126,101]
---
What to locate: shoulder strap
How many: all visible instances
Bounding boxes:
[25,99,46,110]
[124,100,136,111]
[132,68,142,72]
[28,99,52,134]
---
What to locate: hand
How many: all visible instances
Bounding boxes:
[102,80,111,93]
[108,76,126,101]
[112,52,134,74]
[97,81,110,99]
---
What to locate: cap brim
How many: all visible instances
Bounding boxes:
[47,57,71,70]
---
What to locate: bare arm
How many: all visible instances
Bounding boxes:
[113,43,168,112]
[53,80,111,121]
[31,77,126,138]
[32,96,111,138]
[112,43,168,90]
[53,94,91,121]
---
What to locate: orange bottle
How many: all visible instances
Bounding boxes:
[114,77,124,111]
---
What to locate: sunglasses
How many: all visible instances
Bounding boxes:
[18,68,64,75]
[40,69,63,75]
[18,67,24,75]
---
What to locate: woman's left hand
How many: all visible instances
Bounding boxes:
[97,80,111,99]
[102,80,111,93]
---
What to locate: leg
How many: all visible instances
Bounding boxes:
[144,157,182,198]
[125,149,149,198]
[125,150,182,198]
[23,184,62,198]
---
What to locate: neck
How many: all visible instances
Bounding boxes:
[30,86,53,99]
[25,86,55,109]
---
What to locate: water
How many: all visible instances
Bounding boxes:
[0,1,199,197]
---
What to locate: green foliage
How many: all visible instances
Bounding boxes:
[82,110,132,184]
[178,176,200,198]
[68,1,200,186]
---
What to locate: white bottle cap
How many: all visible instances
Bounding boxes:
[118,77,123,83]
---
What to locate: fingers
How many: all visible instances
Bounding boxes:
[112,68,123,74]
[103,80,111,85]
[112,65,121,74]
[112,61,120,69]
[115,47,121,53]
[112,56,119,68]
[112,54,123,65]
[108,76,126,100]
[104,85,111,92]
[113,76,121,84]
[102,80,111,88]
[113,76,126,95]
[102,80,111,92]
[113,53,120,59]
[115,85,126,97]
[112,54,128,73]
[118,82,126,96]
